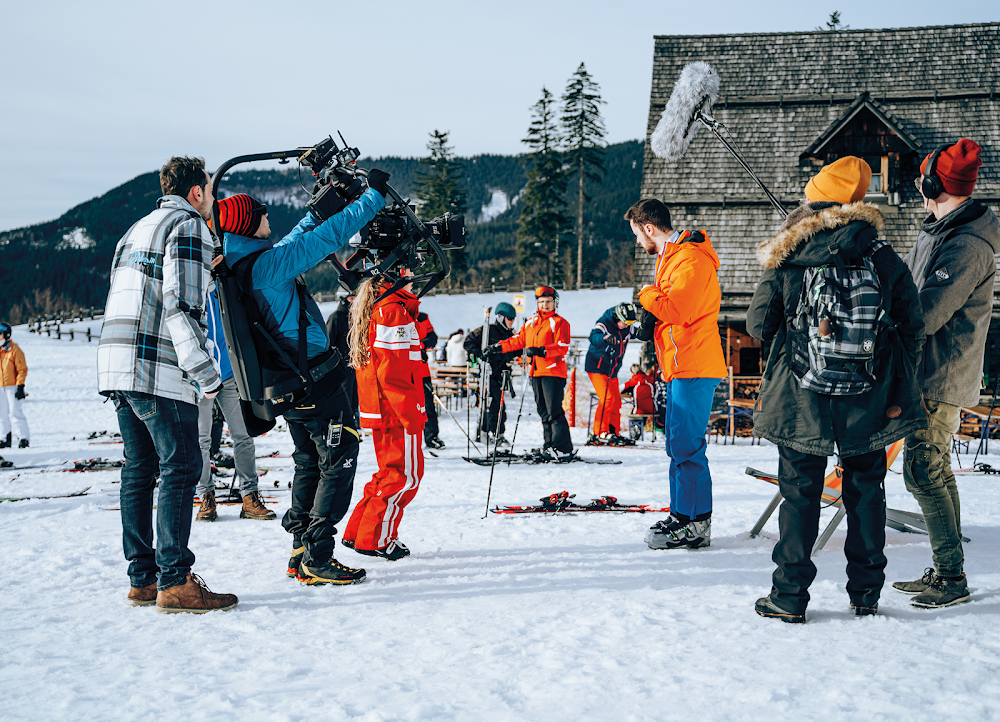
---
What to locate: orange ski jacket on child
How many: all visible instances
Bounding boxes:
[0,342,28,387]
[357,289,426,433]
[638,230,727,382]
[499,310,571,378]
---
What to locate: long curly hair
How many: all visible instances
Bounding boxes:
[347,277,381,370]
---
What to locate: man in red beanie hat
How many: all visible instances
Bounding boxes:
[895,139,1000,609]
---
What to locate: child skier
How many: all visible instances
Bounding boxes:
[342,274,426,560]
[0,322,29,449]
[585,302,637,443]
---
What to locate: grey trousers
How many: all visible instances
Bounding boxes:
[197,377,258,497]
[903,400,964,577]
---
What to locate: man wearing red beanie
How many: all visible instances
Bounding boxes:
[896,139,1000,609]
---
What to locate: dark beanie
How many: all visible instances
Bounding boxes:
[217,194,267,236]
[921,139,982,197]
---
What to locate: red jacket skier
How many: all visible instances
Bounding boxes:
[343,277,426,560]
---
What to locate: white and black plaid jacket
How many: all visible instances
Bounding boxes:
[97,196,221,405]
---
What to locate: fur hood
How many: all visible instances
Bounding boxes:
[757,201,885,269]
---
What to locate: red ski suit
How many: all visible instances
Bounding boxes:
[344,288,426,552]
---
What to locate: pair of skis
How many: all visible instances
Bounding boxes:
[465,449,622,466]
[491,490,669,515]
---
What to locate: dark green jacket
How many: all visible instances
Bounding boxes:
[747,202,927,457]
[903,199,1000,407]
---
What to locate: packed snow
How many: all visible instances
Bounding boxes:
[3,291,1000,721]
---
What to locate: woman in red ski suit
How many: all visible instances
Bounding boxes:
[342,277,426,561]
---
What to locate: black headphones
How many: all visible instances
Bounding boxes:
[920,143,951,200]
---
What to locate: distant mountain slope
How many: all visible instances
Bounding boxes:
[0,141,643,322]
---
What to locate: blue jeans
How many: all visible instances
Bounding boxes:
[664,377,721,520]
[113,391,202,591]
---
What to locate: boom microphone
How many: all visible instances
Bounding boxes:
[651,62,720,162]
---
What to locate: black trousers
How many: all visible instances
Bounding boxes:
[479,374,507,436]
[281,380,359,566]
[531,377,573,453]
[771,446,887,614]
[422,377,439,441]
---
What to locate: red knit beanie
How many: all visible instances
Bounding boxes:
[217,194,267,236]
[921,139,982,197]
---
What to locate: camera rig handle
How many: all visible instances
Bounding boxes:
[209,148,452,301]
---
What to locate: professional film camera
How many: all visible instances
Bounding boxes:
[209,135,465,428]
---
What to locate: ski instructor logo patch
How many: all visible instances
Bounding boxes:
[863,339,874,353]
[936,268,950,282]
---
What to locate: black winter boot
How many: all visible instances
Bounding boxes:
[0,432,10,448]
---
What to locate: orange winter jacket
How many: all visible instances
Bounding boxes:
[0,342,28,387]
[638,230,727,382]
[357,289,426,433]
[499,310,570,378]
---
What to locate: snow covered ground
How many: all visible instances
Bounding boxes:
[3,307,1000,721]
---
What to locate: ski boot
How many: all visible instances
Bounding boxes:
[645,514,711,549]
[354,540,410,561]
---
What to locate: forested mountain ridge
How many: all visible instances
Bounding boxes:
[0,140,643,322]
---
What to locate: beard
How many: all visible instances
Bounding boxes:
[637,227,657,255]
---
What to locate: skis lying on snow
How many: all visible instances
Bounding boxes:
[464,450,622,466]
[491,490,669,514]
[0,487,91,502]
[66,459,124,472]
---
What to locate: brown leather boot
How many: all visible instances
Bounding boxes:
[155,574,238,614]
[196,491,217,522]
[240,491,276,520]
[127,582,158,606]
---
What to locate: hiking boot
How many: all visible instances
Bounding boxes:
[155,574,238,614]
[755,595,805,624]
[354,540,410,561]
[195,491,218,522]
[645,515,711,549]
[287,546,305,578]
[127,582,158,607]
[18,439,29,448]
[0,432,10,448]
[240,491,276,520]
[425,436,446,450]
[299,558,367,586]
[911,574,971,609]
[892,567,937,595]
[851,604,878,617]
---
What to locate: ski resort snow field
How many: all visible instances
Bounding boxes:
[3,291,1000,721]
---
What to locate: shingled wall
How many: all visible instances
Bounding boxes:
[636,23,1000,320]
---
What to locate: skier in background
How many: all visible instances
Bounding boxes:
[488,287,573,460]
[585,302,637,444]
[465,302,518,447]
[415,310,444,450]
[0,322,29,449]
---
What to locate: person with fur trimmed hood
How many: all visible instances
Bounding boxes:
[747,156,926,623]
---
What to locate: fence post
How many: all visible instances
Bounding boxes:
[87,327,92,342]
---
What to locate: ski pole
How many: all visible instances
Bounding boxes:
[483,382,509,518]
[506,347,532,465]
[434,391,483,455]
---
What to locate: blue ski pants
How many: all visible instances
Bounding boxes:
[664,377,721,520]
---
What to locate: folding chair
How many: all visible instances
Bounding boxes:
[745,440,963,555]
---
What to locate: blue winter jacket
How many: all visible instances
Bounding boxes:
[223,189,385,359]
[205,287,233,382]
[585,307,630,377]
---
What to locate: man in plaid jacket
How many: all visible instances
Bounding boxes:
[98,156,236,614]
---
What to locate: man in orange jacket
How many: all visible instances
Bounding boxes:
[488,286,574,460]
[627,199,727,549]
[0,322,30,449]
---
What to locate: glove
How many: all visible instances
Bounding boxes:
[484,344,503,360]
[367,168,390,198]
[526,346,546,358]
[15,385,25,400]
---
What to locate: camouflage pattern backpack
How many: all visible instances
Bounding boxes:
[790,239,889,395]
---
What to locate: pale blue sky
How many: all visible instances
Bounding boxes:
[1,0,995,231]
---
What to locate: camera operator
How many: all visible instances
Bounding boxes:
[341,271,426,560]
[465,303,518,447]
[221,170,390,586]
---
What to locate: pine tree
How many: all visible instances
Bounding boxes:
[516,87,569,284]
[415,130,468,283]
[561,62,606,289]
